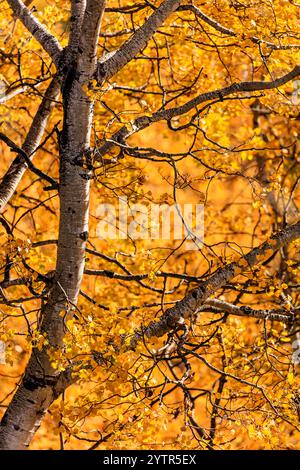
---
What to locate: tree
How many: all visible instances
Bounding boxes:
[0,0,299,450]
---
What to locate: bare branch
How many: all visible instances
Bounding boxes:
[84,268,199,281]
[96,65,300,159]
[77,0,106,78]
[0,85,29,104]
[97,0,182,83]
[0,77,60,211]
[203,298,299,324]
[146,66,300,121]
[129,220,300,348]
[0,132,58,188]
[178,4,236,37]
[179,4,300,50]
[6,0,62,65]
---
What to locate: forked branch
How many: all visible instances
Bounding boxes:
[97,0,182,83]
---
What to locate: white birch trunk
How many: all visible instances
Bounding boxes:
[0,0,104,448]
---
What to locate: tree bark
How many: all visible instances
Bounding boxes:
[0,0,105,449]
[7,0,62,64]
[0,79,91,452]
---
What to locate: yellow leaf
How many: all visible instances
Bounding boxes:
[287,372,294,385]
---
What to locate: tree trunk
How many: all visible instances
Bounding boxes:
[0,67,93,453]
[0,0,104,449]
